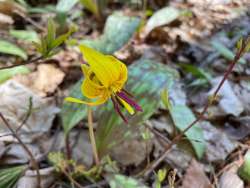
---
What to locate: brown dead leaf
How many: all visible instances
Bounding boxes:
[111,138,152,166]
[0,0,26,16]
[15,64,65,96]
[181,159,212,188]
[0,80,60,134]
[0,12,13,25]
[0,143,41,165]
[219,161,244,188]
[208,77,244,117]
[201,121,238,162]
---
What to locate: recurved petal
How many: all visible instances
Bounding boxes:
[79,45,126,87]
[65,96,107,106]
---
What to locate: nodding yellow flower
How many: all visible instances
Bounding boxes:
[65,45,142,122]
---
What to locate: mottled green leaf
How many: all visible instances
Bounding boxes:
[108,174,148,188]
[211,41,246,64]
[0,66,30,84]
[10,30,39,43]
[0,165,26,188]
[81,12,140,54]
[61,59,178,140]
[0,40,27,60]
[238,150,250,181]
[145,6,180,35]
[96,59,178,155]
[169,105,205,159]
[180,64,212,81]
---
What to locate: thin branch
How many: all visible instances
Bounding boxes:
[0,113,41,188]
[61,168,85,188]
[65,134,72,160]
[0,56,43,70]
[0,98,33,138]
[143,36,250,177]
[16,97,33,132]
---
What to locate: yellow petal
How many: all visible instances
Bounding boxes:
[81,78,103,99]
[79,45,127,87]
[118,97,135,115]
[65,96,107,106]
[106,55,128,91]
[81,64,89,76]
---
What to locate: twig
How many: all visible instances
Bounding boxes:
[0,98,33,138]
[14,11,46,32]
[0,56,43,70]
[61,168,85,188]
[65,133,72,160]
[88,107,100,165]
[143,36,250,177]
[0,113,41,188]
[16,97,33,132]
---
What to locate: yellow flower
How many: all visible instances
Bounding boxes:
[65,45,142,122]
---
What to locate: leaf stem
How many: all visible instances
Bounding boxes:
[0,56,43,70]
[88,107,100,165]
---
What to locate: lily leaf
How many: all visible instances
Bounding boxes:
[0,40,27,60]
[0,165,26,188]
[144,6,180,35]
[169,105,205,159]
[9,30,39,43]
[0,66,30,84]
[108,174,148,188]
[238,150,250,181]
[211,41,246,64]
[81,12,140,54]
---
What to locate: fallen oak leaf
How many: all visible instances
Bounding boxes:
[181,159,212,188]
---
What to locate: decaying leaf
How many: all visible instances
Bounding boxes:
[201,121,238,162]
[14,64,65,96]
[111,138,152,166]
[220,164,243,188]
[153,139,192,171]
[0,144,41,165]
[17,167,55,188]
[0,80,60,134]
[181,159,212,188]
[208,77,244,117]
[0,12,13,25]
[0,0,26,16]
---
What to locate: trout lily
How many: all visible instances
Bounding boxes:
[65,45,142,122]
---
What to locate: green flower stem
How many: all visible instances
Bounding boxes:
[88,107,99,165]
